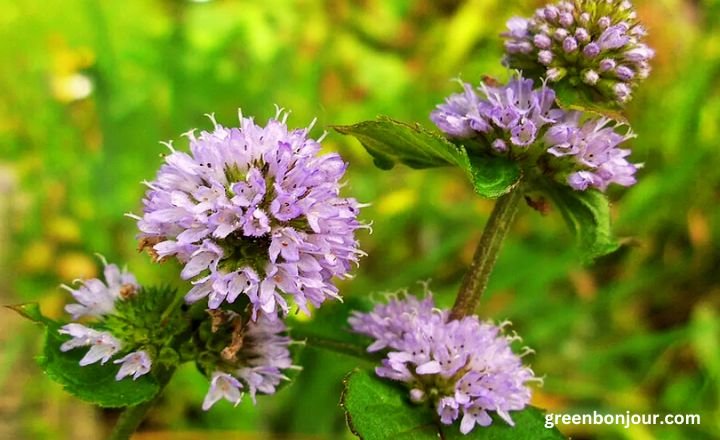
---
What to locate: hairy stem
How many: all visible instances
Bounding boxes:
[107,368,174,440]
[449,184,523,320]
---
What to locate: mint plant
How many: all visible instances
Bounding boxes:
[9,0,653,438]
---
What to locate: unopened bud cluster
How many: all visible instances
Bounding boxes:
[502,0,653,104]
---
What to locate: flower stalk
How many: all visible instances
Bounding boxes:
[449,183,524,320]
[107,368,175,440]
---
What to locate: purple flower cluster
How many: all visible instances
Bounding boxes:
[202,315,294,409]
[59,262,152,381]
[431,77,561,150]
[431,75,639,191]
[136,109,365,318]
[546,111,638,190]
[349,294,537,434]
[502,0,654,104]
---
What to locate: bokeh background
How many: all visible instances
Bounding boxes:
[1,0,719,439]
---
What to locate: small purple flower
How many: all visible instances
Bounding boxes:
[597,25,629,50]
[62,260,138,319]
[545,112,639,191]
[202,315,294,410]
[501,0,654,104]
[430,82,489,137]
[137,109,366,317]
[431,75,562,149]
[350,293,538,434]
[114,350,152,380]
[203,372,244,410]
[59,323,122,366]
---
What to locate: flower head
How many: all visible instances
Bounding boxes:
[431,75,640,191]
[137,109,365,318]
[201,314,294,409]
[501,0,653,104]
[350,293,538,434]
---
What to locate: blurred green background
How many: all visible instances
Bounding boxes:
[1,0,719,439]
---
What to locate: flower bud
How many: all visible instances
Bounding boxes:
[544,5,559,21]
[492,139,508,152]
[575,28,590,43]
[599,58,616,72]
[563,37,578,53]
[582,69,600,85]
[547,67,566,82]
[410,388,426,403]
[615,65,635,81]
[583,43,600,58]
[614,82,631,102]
[559,12,574,27]
[538,50,554,65]
[533,33,552,49]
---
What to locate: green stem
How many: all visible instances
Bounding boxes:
[107,369,174,440]
[301,335,378,362]
[449,184,523,320]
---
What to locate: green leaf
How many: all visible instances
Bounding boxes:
[333,117,463,170]
[342,369,439,439]
[465,154,522,199]
[6,302,53,325]
[41,319,161,408]
[545,184,620,261]
[342,370,565,439]
[11,303,161,407]
[333,117,521,198]
[553,80,627,123]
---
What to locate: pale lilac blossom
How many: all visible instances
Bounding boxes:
[137,109,366,317]
[350,294,538,434]
[114,351,152,380]
[59,323,122,366]
[62,261,138,319]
